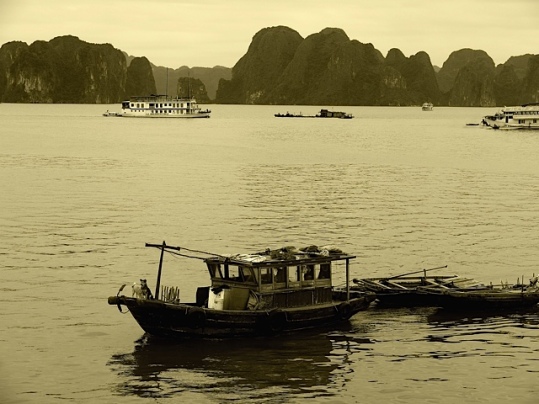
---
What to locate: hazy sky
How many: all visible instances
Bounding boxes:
[1,0,537,69]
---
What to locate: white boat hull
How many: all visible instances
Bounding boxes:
[121,112,210,118]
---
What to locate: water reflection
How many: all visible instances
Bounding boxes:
[108,327,373,401]
[427,306,539,327]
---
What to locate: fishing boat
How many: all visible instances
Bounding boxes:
[107,242,375,338]
[274,109,353,119]
[351,265,488,307]
[416,275,539,310]
[422,102,433,111]
[104,94,211,118]
[274,112,306,118]
[315,109,353,119]
[482,103,539,130]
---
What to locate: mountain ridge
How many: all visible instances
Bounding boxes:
[1,29,538,106]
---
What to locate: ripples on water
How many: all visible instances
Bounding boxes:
[104,309,539,403]
[1,104,538,403]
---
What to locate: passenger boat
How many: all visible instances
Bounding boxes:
[104,95,211,118]
[482,103,539,130]
[421,102,433,111]
[107,242,375,338]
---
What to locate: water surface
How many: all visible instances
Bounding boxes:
[1,104,538,403]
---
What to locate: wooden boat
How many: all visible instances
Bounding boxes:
[274,109,353,119]
[274,112,306,118]
[353,267,539,310]
[108,242,375,338]
[316,109,353,119]
[351,266,475,307]
[416,278,539,310]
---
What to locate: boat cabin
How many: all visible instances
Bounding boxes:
[199,249,355,311]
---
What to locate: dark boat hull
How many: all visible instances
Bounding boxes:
[370,290,444,308]
[417,288,539,310]
[108,291,374,338]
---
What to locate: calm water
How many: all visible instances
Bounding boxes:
[1,104,538,404]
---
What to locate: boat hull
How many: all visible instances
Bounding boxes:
[352,273,468,308]
[417,288,539,310]
[369,290,444,308]
[120,113,210,118]
[108,291,374,338]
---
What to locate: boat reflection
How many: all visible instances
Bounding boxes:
[108,328,365,400]
[427,306,539,325]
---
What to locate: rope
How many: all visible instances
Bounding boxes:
[180,246,228,258]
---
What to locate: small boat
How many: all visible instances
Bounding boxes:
[102,110,123,117]
[482,103,539,130]
[415,274,539,310]
[422,102,433,111]
[274,109,353,119]
[351,265,486,307]
[274,112,306,118]
[108,242,375,338]
[416,280,539,310]
[109,94,211,118]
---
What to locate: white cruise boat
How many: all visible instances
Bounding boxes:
[483,103,539,130]
[107,95,211,118]
[421,102,433,111]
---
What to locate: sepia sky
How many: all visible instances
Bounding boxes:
[1,0,537,69]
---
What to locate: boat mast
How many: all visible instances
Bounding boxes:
[145,241,181,300]
[346,258,350,301]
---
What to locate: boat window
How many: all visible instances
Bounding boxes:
[274,267,286,283]
[303,264,315,280]
[318,263,331,279]
[228,266,256,283]
[260,268,273,284]
[289,267,300,283]
[207,263,224,279]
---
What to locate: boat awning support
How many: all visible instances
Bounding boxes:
[155,241,166,300]
[346,258,350,301]
[145,241,182,301]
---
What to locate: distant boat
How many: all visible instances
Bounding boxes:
[316,109,353,119]
[275,109,353,119]
[482,103,539,130]
[102,110,123,117]
[422,102,433,111]
[274,112,306,118]
[104,94,211,118]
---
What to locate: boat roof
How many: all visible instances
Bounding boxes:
[127,94,196,102]
[204,246,355,268]
[502,103,539,112]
